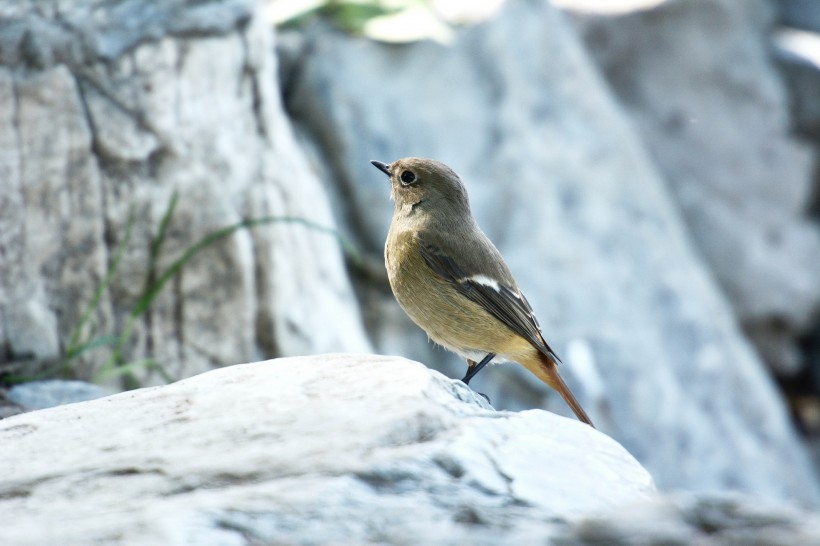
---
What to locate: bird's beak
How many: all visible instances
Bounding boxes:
[370,160,391,176]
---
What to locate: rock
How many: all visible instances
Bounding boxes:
[282,0,820,503]
[0,399,23,419]
[0,354,655,545]
[5,379,110,410]
[562,491,820,545]
[554,0,820,377]
[776,0,820,33]
[0,0,371,384]
[774,27,820,141]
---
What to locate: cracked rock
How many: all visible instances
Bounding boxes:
[0,354,654,545]
[0,0,371,384]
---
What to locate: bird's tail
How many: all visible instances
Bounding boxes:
[533,352,595,427]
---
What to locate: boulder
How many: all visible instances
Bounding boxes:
[0,354,655,545]
[563,491,820,545]
[0,0,370,385]
[774,27,820,141]
[554,0,820,377]
[282,0,820,503]
[776,0,820,33]
[5,379,110,410]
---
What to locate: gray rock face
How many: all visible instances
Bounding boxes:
[0,0,370,383]
[283,0,820,503]
[556,0,820,377]
[5,379,110,410]
[563,491,820,545]
[775,27,820,141]
[777,0,820,33]
[0,354,655,545]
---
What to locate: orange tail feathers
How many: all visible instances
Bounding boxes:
[534,353,595,427]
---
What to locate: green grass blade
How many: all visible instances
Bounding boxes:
[65,207,136,361]
[93,359,161,382]
[67,335,119,358]
[130,215,359,318]
[97,210,358,386]
[150,192,179,264]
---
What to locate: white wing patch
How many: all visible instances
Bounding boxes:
[420,241,561,360]
[467,274,501,291]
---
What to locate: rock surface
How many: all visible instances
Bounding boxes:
[774,27,820,141]
[556,0,820,377]
[0,354,655,545]
[0,0,370,384]
[562,491,820,545]
[777,0,820,33]
[5,379,110,410]
[283,0,820,503]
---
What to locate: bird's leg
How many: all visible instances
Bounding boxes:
[461,353,495,385]
[466,359,476,372]
[461,353,496,404]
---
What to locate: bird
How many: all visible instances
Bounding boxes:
[371,157,593,427]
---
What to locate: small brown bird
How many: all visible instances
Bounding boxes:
[372,157,593,426]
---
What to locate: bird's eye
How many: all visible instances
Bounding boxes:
[400,170,416,185]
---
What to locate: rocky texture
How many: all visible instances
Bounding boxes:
[774,27,820,141]
[777,0,820,33]
[555,0,820,377]
[3,354,818,545]
[5,379,110,410]
[282,0,820,503]
[562,491,820,545]
[0,0,370,385]
[0,354,655,545]
[772,10,820,437]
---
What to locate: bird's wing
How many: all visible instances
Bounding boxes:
[418,237,561,363]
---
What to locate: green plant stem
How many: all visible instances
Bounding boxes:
[64,207,136,365]
[92,210,359,384]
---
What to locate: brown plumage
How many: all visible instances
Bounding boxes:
[372,157,593,427]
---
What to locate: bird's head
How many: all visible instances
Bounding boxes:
[371,157,471,216]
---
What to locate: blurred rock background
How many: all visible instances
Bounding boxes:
[1,0,820,517]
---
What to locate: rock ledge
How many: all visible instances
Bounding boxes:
[0,353,653,545]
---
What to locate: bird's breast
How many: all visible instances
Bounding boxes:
[384,227,532,362]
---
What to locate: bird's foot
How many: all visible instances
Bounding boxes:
[461,353,496,385]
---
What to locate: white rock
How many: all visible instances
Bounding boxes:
[0,354,654,545]
[0,0,371,384]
